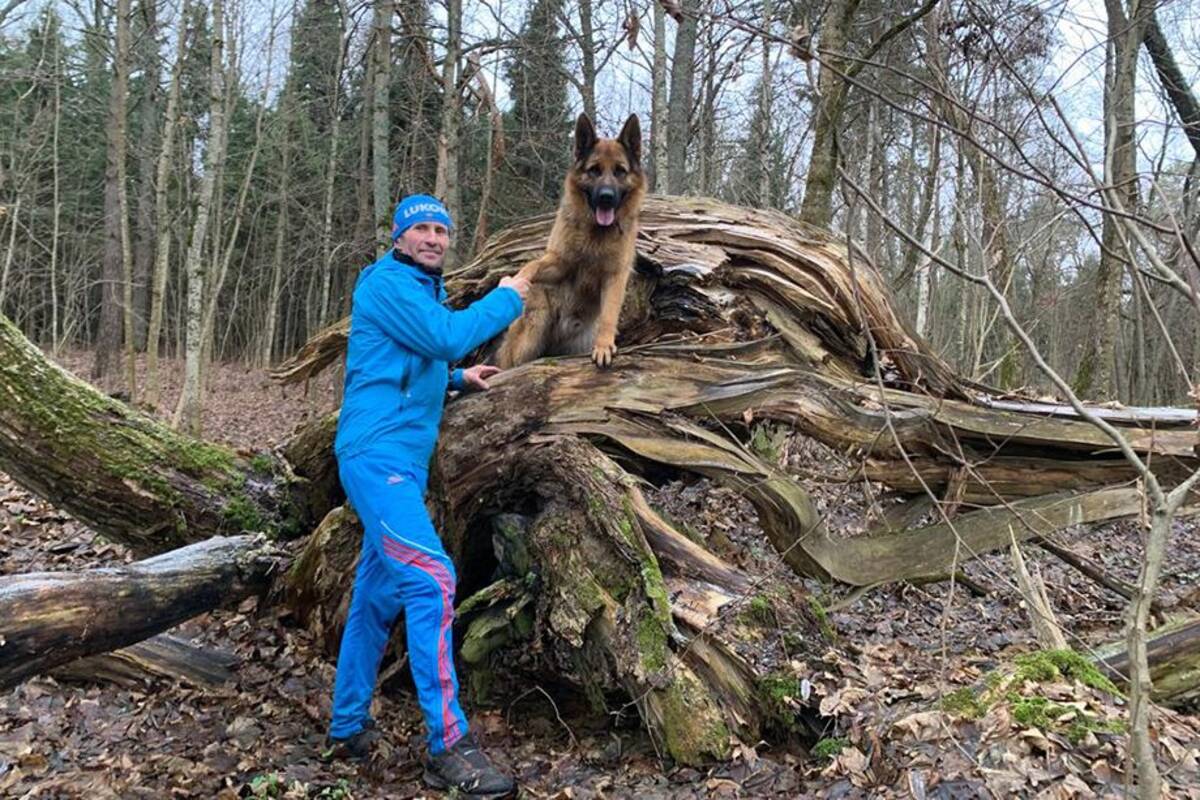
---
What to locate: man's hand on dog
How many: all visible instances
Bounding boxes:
[461,364,502,391]
[499,275,530,303]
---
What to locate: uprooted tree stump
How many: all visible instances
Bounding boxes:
[2,196,1198,763]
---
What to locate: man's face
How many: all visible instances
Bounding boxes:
[396,222,450,269]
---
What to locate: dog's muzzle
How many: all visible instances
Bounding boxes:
[589,186,622,228]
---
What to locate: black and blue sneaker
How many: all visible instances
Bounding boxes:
[423,733,515,798]
[322,719,381,762]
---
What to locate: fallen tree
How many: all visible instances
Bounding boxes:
[0,535,280,689]
[1,196,1197,762]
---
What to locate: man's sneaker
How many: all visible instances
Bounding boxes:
[423,733,515,798]
[322,719,381,761]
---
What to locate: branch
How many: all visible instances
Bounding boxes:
[1142,9,1200,158]
[838,165,1169,504]
[847,0,940,79]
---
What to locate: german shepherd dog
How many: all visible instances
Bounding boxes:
[495,113,645,369]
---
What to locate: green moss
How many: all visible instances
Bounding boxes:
[1009,695,1069,729]
[636,614,669,672]
[657,670,732,763]
[250,453,274,472]
[172,439,237,475]
[749,423,786,464]
[760,670,804,729]
[224,494,265,532]
[762,672,801,703]
[807,595,837,641]
[742,594,774,627]
[1013,649,1122,696]
[940,687,987,720]
[812,737,848,761]
[1066,717,1126,743]
[1005,692,1125,742]
[933,649,1125,744]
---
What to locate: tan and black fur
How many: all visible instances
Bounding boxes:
[495,113,645,369]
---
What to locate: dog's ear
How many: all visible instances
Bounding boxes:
[617,114,642,167]
[574,113,598,163]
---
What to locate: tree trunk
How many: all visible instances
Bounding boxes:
[650,1,668,192]
[578,0,597,122]
[174,0,227,435]
[799,0,860,228]
[665,0,697,194]
[1141,10,1200,159]
[93,0,133,385]
[319,2,350,327]
[354,50,375,262]
[202,18,272,369]
[260,83,293,368]
[1097,615,1200,709]
[1076,0,1151,400]
[49,27,61,354]
[51,633,239,690]
[915,123,941,338]
[133,0,161,353]
[371,0,392,252]
[758,0,773,207]
[0,195,16,309]
[145,1,188,410]
[0,315,313,554]
[470,55,504,255]
[0,535,280,690]
[433,0,461,262]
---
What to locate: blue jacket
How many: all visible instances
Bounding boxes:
[335,250,523,468]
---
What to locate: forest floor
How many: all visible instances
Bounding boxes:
[1,352,1199,799]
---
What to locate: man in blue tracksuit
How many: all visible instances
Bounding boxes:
[325,194,528,797]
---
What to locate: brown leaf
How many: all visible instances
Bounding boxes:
[623,13,639,51]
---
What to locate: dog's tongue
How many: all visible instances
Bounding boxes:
[595,207,616,227]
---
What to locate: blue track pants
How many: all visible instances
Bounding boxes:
[329,450,468,754]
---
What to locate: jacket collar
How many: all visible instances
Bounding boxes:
[392,248,443,280]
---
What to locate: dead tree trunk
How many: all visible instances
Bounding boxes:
[1098,616,1200,709]
[0,314,314,554]
[0,535,280,690]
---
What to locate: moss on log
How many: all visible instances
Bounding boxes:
[0,315,314,554]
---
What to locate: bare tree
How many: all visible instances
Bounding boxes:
[93,0,133,389]
[650,0,668,190]
[133,0,161,352]
[1076,0,1155,400]
[434,0,462,261]
[175,0,227,435]
[577,0,597,121]
[371,0,392,252]
[665,0,697,194]
[145,0,189,410]
[469,53,505,253]
[799,0,938,228]
[319,0,351,326]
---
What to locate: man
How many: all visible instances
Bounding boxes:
[325,194,528,797]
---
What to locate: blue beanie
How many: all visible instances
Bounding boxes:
[392,194,453,240]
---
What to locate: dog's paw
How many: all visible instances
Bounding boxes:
[592,341,616,368]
